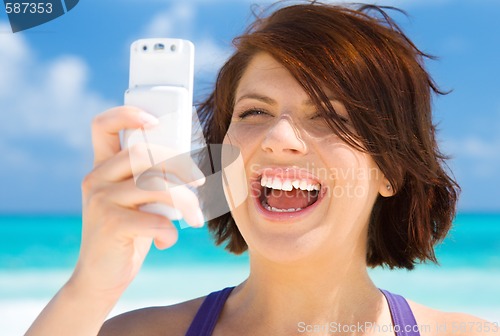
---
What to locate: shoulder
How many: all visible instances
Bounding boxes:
[408,300,500,336]
[98,295,206,336]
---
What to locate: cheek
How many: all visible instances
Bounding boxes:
[221,126,263,227]
[224,123,265,156]
[220,125,261,217]
[217,140,250,217]
[320,143,380,199]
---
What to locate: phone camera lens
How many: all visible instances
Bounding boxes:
[154,43,165,51]
[170,44,176,52]
[142,45,148,51]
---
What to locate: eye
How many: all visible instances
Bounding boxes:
[237,108,270,119]
[311,113,350,124]
[337,115,350,124]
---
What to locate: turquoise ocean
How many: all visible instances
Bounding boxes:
[1,213,499,335]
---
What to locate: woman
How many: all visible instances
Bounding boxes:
[27,2,498,336]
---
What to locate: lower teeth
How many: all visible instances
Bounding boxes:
[261,199,303,212]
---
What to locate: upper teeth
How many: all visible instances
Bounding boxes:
[260,176,320,191]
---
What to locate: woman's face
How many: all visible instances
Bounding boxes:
[223,52,391,264]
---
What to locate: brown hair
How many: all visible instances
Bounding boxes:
[197,2,460,270]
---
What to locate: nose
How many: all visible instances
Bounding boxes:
[261,115,307,155]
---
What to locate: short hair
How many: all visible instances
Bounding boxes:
[197,2,460,270]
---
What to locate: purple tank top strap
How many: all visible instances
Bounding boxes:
[185,286,235,336]
[380,289,420,336]
[185,287,420,336]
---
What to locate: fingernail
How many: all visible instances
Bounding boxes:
[196,209,205,228]
[139,112,159,125]
[192,165,206,186]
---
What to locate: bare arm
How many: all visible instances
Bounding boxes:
[26,107,205,336]
[96,298,204,336]
[26,278,119,336]
[410,300,500,336]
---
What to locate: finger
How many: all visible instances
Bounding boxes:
[104,178,204,228]
[91,106,159,167]
[91,142,206,187]
[128,142,206,187]
[104,178,175,207]
[117,207,179,249]
[166,185,205,228]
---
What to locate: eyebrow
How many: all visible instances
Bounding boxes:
[235,93,277,105]
[235,92,338,106]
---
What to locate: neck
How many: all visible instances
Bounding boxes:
[228,249,386,334]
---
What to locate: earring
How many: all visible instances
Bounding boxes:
[386,184,392,191]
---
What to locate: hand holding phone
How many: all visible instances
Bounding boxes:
[122,38,198,223]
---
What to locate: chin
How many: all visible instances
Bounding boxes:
[233,205,332,265]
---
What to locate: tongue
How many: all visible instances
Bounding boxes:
[266,188,318,209]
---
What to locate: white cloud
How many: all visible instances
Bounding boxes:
[0,24,31,98]
[462,137,500,160]
[444,136,500,160]
[142,2,196,38]
[443,131,500,182]
[46,56,88,107]
[194,38,232,74]
[139,2,232,77]
[438,112,500,210]
[0,138,31,167]
[0,25,115,158]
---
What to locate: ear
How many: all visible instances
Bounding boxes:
[379,178,394,197]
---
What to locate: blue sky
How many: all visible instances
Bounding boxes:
[0,0,499,213]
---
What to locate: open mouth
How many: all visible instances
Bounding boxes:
[257,174,322,213]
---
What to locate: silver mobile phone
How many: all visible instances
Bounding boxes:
[123,38,195,221]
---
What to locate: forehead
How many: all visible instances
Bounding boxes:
[235,52,302,98]
[234,52,343,112]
